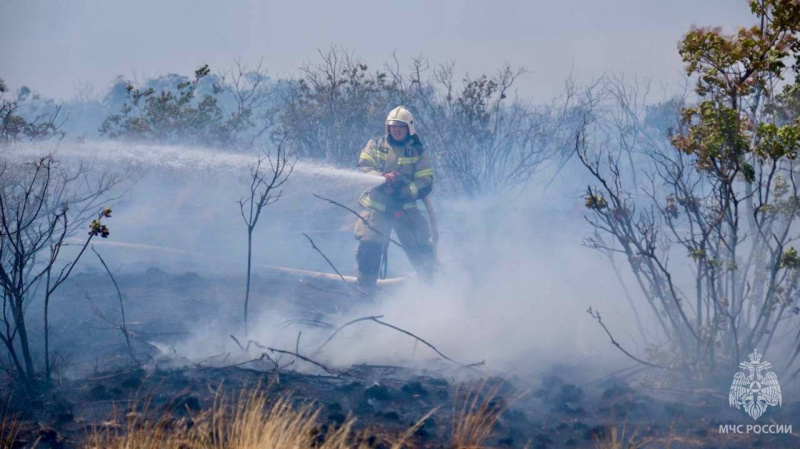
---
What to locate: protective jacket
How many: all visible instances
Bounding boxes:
[357,135,434,213]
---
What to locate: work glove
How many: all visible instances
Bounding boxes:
[383,171,403,196]
[384,171,401,186]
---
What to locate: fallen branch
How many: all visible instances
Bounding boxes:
[314,315,385,355]
[344,363,404,377]
[587,307,667,370]
[371,317,484,369]
[196,352,275,370]
[302,233,366,297]
[268,347,352,377]
[194,352,230,367]
[314,315,484,369]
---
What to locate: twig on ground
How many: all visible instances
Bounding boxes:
[314,315,484,369]
[194,352,230,367]
[371,317,484,369]
[344,363,404,377]
[196,352,274,370]
[268,347,352,377]
[587,307,667,370]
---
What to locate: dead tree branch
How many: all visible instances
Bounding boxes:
[302,233,366,297]
[239,138,295,333]
[92,246,138,364]
[314,315,385,355]
[371,317,484,368]
[312,193,406,250]
[587,307,667,370]
[267,347,352,377]
[314,315,484,369]
[230,334,246,352]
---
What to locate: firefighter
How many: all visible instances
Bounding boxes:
[354,106,436,289]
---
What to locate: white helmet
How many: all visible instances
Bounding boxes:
[385,106,416,136]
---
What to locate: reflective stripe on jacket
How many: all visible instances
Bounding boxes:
[357,136,433,213]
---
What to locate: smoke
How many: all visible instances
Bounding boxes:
[4,141,640,379]
[289,192,637,378]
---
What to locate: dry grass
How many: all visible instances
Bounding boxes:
[593,417,706,449]
[199,388,355,449]
[592,423,644,449]
[85,379,520,449]
[391,407,439,449]
[452,380,521,449]
[1,401,21,449]
[86,385,355,449]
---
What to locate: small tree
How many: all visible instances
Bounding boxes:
[276,47,402,165]
[99,65,223,144]
[388,57,580,196]
[0,78,65,143]
[580,0,800,380]
[278,49,580,196]
[0,156,114,384]
[100,64,277,149]
[218,59,277,150]
[239,139,294,333]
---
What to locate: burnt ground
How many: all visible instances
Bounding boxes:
[3,268,800,448]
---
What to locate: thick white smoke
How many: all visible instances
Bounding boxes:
[3,140,640,379]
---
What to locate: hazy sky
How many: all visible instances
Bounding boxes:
[2,0,755,102]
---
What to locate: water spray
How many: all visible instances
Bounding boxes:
[3,140,386,188]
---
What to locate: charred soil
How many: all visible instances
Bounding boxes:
[3,269,799,448]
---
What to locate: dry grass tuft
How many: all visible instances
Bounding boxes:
[452,380,521,449]
[593,423,644,449]
[593,417,705,449]
[86,380,523,448]
[391,407,439,449]
[86,385,356,449]
[1,405,21,449]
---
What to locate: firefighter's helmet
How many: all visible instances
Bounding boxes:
[385,106,416,136]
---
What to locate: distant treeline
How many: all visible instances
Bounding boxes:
[1,48,680,196]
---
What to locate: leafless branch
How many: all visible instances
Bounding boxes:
[302,233,366,297]
[587,307,667,370]
[92,246,138,365]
